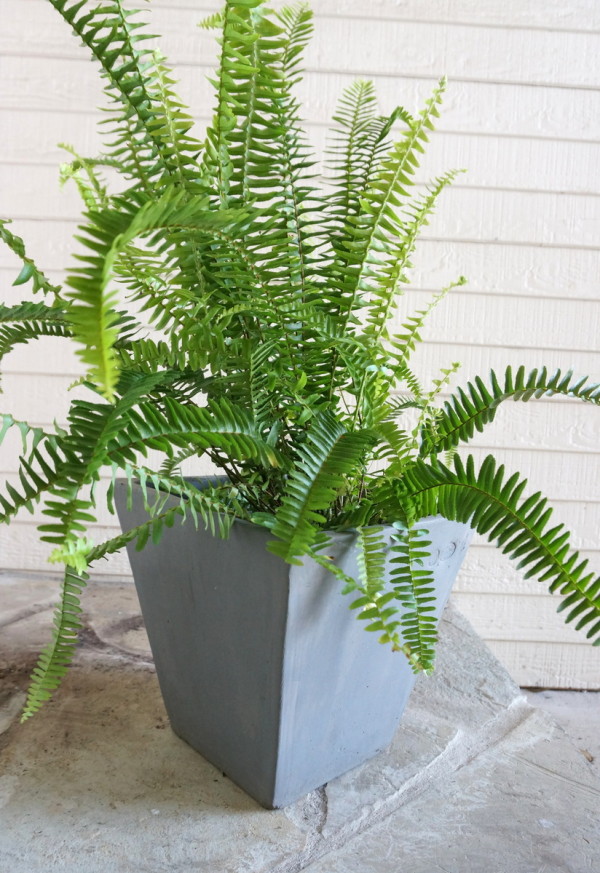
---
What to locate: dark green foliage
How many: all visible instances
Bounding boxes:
[2,0,598,719]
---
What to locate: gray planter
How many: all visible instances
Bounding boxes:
[115,478,472,808]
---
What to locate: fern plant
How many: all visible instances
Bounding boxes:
[2,0,599,721]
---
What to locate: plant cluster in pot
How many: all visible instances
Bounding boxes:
[1,0,599,809]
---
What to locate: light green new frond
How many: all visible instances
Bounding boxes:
[21,567,87,722]
[388,276,466,366]
[199,10,226,31]
[0,220,62,298]
[326,81,412,238]
[364,179,464,345]
[59,143,111,209]
[144,51,203,191]
[277,2,313,77]
[66,188,247,399]
[335,79,447,327]
[66,272,121,403]
[202,1,261,203]
[412,361,462,452]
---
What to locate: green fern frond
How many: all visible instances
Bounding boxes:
[47,0,195,187]
[356,524,388,597]
[373,419,413,473]
[363,182,464,346]
[0,419,67,525]
[326,80,413,242]
[103,395,280,470]
[335,79,447,330]
[268,412,375,562]
[348,525,438,669]
[412,361,462,449]
[21,568,87,722]
[106,466,243,548]
[59,143,111,209]
[198,10,225,31]
[421,366,600,456]
[0,220,62,298]
[387,526,438,669]
[400,454,600,644]
[66,187,247,398]
[0,303,72,365]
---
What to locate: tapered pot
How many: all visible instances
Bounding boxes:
[115,478,472,808]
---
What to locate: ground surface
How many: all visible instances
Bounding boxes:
[0,572,598,873]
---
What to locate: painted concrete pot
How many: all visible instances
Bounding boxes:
[115,478,472,808]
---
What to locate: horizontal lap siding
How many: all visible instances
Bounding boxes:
[1,0,599,687]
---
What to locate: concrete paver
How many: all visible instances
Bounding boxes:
[525,689,600,775]
[0,573,598,873]
[303,708,599,873]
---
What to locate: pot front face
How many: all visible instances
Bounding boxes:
[115,480,472,808]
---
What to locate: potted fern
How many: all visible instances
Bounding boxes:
[1,0,599,808]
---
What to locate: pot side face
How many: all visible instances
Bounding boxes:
[115,479,472,808]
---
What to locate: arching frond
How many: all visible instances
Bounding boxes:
[399,455,600,645]
[421,366,600,456]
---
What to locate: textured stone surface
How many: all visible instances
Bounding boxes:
[0,575,598,873]
[0,571,59,624]
[525,689,600,775]
[0,664,307,873]
[81,578,151,658]
[303,710,600,873]
[0,572,59,672]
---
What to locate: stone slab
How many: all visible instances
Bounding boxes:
[0,664,308,873]
[302,709,600,873]
[81,577,152,658]
[0,576,597,873]
[525,689,600,774]
[0,572,59,674]
[0,571,59,626]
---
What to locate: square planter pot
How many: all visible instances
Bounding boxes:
[115,478,472,808]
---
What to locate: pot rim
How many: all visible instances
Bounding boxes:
[116,476,473,541]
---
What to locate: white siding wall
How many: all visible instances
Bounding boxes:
[1,0,599,687]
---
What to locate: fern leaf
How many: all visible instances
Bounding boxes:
[400,455,600,644]
[421,366,600,456]
[356,525,388,596]
[387,526,438,669]
[0,220,62,298]
[268,412,374,562]
[0,303,71,367]
[21,568,87,722]
[336,79,447,330]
